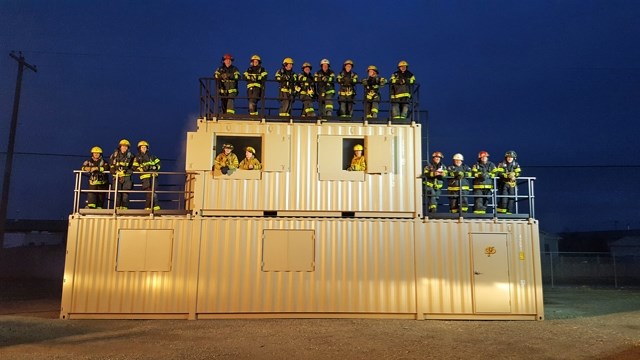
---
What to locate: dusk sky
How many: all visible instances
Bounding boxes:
[1,0,639,233]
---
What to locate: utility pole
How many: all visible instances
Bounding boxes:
[0,52,37,251]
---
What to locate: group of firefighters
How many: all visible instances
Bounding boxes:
[214,54,416,119]
[81,139,161,210]
[423,150,522,215]
[212,143,262,175]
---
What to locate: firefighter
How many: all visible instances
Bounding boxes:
[133,140,161,210]
[81,146,110,209]
[389,60,416,120]
[239,146,262,170]
[447,153,472,213]
[109,139,135,209]
[275,57,297,117]
[297,62,316,117]
[243,55,268,116]
[347,144,366,171]
[471,151,497,214]
[214,53,240,115]
[495,150,522,214]
[314,59,336,117]
[337,59,358,118]
[423,151,447,213]
[362,65,387,119]
[214,143,239,175]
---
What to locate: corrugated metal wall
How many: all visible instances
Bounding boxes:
[61,216,543,320]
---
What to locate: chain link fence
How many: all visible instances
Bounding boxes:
[542,252,640,288]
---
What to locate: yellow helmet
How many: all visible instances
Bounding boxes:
[344,59,354,66]
[137,140,149,149]
[301,62,312,70]
[353,144,364,151]
[282,57,294,65]
[250,54,261,62]
[223,143,234,150]
[118,139,130,147]
[90,146,103,154]
[367,65,378,73]
[245,146,256,154]
[398,60,409,67]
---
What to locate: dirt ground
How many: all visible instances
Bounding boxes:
[0,280,639,360]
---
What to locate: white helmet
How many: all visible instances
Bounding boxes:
[320,58,330,65]
[452,153,464,161]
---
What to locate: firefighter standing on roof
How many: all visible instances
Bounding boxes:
[109,139,135,209]
[314,59,335,117]
[275,58,297,117]
[423,151,447,213]
[134,140,161,210]
[347,144,366,171]
[362,65,387,119]
[337,60,358,118]
[472,151,497,214]
[244,55,268,116]
[447,153,472,213]
[81,146,110,209]
[495,150,522,214]
[390,60,415,120]
[214,53,240,115]
[297,62,317,117]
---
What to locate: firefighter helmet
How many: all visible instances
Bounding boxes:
[343,59,354,66]
[320,58,330,66]
[478,151,489,159]
[353,144,364,151]
[118,139,130,147]
[367,65,378,73]
[282,57,294,65]
[301,62,312,70]
[452,153,464,161]
[398,60,409,67]
[91,146,103,154]
[223,143,234,150]
[505,150,517,159]
[431,151,443,159]
[138,140,149,149]
[222,53,234,61]
[245,146,256,154]
[250,54,261,63]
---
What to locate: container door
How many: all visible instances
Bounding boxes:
[471,233,512,313]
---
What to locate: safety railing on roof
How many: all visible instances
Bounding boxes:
[72,170,196,215]
[199,78,421,124]
[423,176,536,220]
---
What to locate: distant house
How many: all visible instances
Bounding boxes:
[3,219,67,248]
[609,236,640,258]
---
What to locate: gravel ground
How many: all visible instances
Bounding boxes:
[0,280,639,359]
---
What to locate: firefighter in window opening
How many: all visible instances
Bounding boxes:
[275,57,297,117]
[337,59,358,118]
[390,60,415,120]
[314,58,335,117]
[239,146,262,170]
[244,55,268,116]
[214,53,240,115]
[297,62,317,117]
[423,151,447,214]
[447,153,472,213]
[109,139,135,209]
[81,146,110,209]
[362,65,387,119]
[347,144,366,171]
[134,140,161,210]
[214,143,239,175]
[471,151,497,214]
[495,150,522,214]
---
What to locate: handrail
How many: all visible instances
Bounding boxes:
[199,77,422,125]
[72,170,197,214]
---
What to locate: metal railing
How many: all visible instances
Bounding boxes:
[199,77,421,124]
[72,170,196,215]
[542,251,640,288]
[423,176,536,219]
